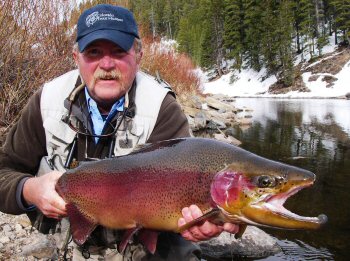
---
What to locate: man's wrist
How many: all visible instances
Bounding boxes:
[17,177,36,211]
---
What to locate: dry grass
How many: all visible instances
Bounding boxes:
[0,0,201,135]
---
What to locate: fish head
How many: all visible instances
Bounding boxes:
[210,162,327,230]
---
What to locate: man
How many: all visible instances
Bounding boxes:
[0,4,237,260]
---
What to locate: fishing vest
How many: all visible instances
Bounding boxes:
[40,69,170,170]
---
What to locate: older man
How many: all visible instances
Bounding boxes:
[0,4,237,260]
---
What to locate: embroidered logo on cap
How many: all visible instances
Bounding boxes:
[86,11,124,27]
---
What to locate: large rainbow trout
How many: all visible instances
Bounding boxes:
[56,138,327,253]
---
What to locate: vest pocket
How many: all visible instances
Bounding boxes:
[43,116,76,163]
[114,120,144,156]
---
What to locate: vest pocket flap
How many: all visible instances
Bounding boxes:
[43,117,76,144]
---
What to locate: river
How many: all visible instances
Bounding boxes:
[225,98,349,260]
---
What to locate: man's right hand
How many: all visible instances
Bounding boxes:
[23,171,67,219]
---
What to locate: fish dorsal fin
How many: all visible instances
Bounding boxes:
[131,143,152,154]
[177,208,222,233]
[66,203,97,245]
[138,229,159,254]
[130,138,187,154]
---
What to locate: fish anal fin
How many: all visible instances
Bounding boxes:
[235,224,247,239]
[178,208,222,233]
[66,203,97,245]
[138,229,158,254]
[119,227,142,254]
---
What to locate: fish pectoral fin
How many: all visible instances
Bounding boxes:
[119,227,142,254]
[66,203,97,245]
[234,224,247,239]
[138,229,159,254]
[178,208,222,233]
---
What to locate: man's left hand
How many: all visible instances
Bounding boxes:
[178,205,239,242]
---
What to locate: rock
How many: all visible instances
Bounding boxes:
[237,117,253,126]
[0,236,10,244]
[16,216,32,228]
[2,224,12,233]
[186,115,196,131]
[205,96,235,112]
[308,75,320,82]
[213,133,242,146]
[197,226,281,259]
[194,111,208,130]
[345,92,350,99]
[207,119,226,130]
[15,224,23,232]
[182,105,201,118]
[20,234,57,259]
[189,95,204,109]
[322,75,338,88]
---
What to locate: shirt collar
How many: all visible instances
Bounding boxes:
[84,88,125,120]
[84,87,124,143]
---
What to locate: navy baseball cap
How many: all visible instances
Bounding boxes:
[76,4,139,52]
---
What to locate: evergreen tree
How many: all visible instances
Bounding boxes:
[177,16,191,54]
[278,0,295,86]
[299,0,317,59]
[331,0,350,44]
[223,0,245,70]
[127,0,337,87]
[208,0,226,74]
[243,0,264,71]
[199,22,215,68]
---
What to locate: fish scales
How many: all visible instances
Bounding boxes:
[56,137,327,251]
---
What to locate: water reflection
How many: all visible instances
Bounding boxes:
[223,98,349,260]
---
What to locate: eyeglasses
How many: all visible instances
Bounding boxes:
[63,109,128,139]
[61,82,130,139]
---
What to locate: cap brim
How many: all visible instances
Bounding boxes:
[78,30,136,52]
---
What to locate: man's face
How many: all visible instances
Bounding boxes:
[73,40,142,111]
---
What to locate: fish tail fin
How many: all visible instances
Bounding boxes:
[66,203,97,245]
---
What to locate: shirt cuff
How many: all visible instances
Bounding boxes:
[16,177,36,211]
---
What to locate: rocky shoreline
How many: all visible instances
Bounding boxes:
[0,212,281,260]
[179,93,253,145]
[0,96,264,260]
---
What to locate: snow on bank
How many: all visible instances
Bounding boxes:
[202,61,350,98]
[202,42,350,99]
[202,68,277,97]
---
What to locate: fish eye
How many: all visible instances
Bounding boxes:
[257,176,276,188]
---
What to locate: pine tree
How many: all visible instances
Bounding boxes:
[208,0,226,74]
[331,0,350,44]
[278,0,295,86]
[299,0,317,59]
[177,16,191,54]
[223,0,245,70]
[243,0,264,71]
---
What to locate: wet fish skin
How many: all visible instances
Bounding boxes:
[55,137,327,250]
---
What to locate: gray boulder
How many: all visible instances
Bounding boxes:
[197,226,281,259]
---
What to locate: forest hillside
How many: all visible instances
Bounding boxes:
[1,0,350,137]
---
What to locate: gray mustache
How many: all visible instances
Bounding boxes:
[94,70,121,80]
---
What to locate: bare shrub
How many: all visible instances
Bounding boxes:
[141,36,202,96]
[0,0,76,130]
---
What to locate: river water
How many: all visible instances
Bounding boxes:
[225,98,349,260]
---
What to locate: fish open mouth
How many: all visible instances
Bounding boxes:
[256,183,328,228]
